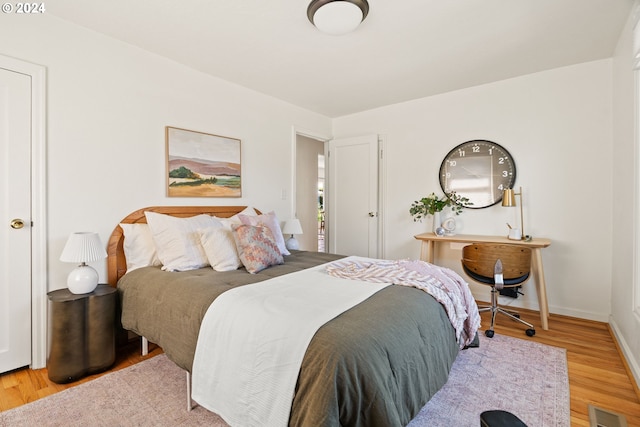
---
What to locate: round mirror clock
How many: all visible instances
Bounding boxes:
[439,140,516,209]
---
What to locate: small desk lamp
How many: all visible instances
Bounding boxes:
[60,232,107,294]
[282,219,304,251]
[502,187,525,240]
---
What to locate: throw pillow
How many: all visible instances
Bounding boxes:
[238,211,290,256]
[199,226,242,272]
[232,223,284,274]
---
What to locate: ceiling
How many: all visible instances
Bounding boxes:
[48,0,633,118]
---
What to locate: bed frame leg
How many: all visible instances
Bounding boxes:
[141,336,148,356]
[186,371,194,411]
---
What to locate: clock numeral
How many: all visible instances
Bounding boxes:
[472,145,480,153]
[501,171,509,178]
[457,149,465,157]
[448,160,457,167]
[498,156,508,165]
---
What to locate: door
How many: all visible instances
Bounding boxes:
[0,67,32,373]
[328,135,379,257]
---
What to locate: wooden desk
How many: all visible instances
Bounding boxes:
[414,233,552,330]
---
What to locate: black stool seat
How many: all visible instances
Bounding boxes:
[480,410,528,427]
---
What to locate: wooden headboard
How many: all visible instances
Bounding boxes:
[107,206,255,287]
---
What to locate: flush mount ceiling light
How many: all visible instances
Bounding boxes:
[307,0,369,36]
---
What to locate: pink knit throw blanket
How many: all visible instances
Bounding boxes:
[326,258,480,348]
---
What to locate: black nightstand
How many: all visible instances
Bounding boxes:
[47,284,116,383]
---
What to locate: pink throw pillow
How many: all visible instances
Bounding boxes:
[238,211,290,256]
[232,224,284,274]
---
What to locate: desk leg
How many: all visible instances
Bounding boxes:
[420,241,435,264]
[531,248,549,330]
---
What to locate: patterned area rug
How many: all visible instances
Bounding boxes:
[409,334,570,426]
[0,334,568,426]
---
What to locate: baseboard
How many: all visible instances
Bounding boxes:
[609,318,640,401]
[469,287,609,322]
[548,305,609,322]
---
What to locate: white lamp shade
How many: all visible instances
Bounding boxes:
[282,219,304,235]
[60,232,107,263]
[311,1,366,35]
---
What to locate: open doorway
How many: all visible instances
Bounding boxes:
[317,154,325,252]
[295,134,326,252]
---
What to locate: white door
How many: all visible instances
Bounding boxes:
[328,135,379,257]
[0,67,32,373]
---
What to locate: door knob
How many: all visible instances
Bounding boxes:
[10,218,24,229]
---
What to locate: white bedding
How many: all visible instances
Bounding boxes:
[191,256,390,427]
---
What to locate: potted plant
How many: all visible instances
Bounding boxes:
[409,192,471,233]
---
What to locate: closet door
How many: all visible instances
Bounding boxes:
[0,67,32,373]
[328,134,379,258]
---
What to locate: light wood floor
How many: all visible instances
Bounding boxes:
[1,308,639,426]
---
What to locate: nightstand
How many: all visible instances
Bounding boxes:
[47,284,116,383]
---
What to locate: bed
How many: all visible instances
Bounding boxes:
[107,206,473,427]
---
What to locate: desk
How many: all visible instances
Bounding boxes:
[414,233,552,330]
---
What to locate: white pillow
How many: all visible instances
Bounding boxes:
[120,223,162,272]
[144,211,221,272]
[238,211,290,256]
[199,226,242,272]
[220,206,257,229]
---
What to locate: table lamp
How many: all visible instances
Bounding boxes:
[502,187,525,240]
[282,219,304,250]
[60,232,107,294]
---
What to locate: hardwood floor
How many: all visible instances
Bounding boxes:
[478,307,640,427]
[1,308,639,426]
[0,340,163,413]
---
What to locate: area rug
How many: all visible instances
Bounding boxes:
[0,334,569,426]
[409,334,570,426]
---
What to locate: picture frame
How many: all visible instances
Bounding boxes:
[166,126,241,197]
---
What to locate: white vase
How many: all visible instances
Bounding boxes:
[432,211,441,233]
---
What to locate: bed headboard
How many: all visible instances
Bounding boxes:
[107,206,256,287]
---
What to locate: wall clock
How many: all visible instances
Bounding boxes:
[439,139,516,209]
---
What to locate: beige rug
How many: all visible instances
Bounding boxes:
[0,334,569,426]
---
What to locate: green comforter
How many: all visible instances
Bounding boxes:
[118,251,459,427]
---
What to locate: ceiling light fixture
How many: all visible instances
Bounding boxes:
[307,0,369,36]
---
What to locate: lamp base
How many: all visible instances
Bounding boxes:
[67,265,99,294]
[285,236,300,251]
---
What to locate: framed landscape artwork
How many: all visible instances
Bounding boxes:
[166,126,242,197]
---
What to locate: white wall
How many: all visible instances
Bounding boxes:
[1,11,632,371]
[611,8,640,388]
[333,60,614,322]
[0,15,331,291]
